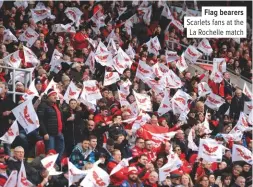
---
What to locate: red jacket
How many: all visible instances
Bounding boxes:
[93,114,112,124]
[208,79,225,97]
[73,32,88,50]
[107,160,128,186]
[131,146,144,158]
[143,148,157,163]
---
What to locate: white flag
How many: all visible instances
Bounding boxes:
[3,170,18,187]
[138,6,152,25]
[110,157,132,176]
[169,19,184,32]
[90,10,106,30]
[248,110,253,125]
[17,161,30,187]
[12,99,40,134]
[107,38,118,56]
[82,80,102,101]
[0,120,19,144]
[145,78,165,94]
[188,128,198,151]
[176,53,188,72]
[161,4,173,19]
[171,89,192,114]
[205,92,225,111]
[103,71,120,86]
[232,144,253,165]
[10,68,32,85]
[159,63,170,74]
[52,24,76,33]
[184,45,201,63]
[152,63,164,78]
[95,51,113,67]
[85,51,96,74]
[222,131,243,143]
[125,44,136,59]
[68,159,87,186]
[31,7,51,23]
[118,90,130,107]
[244,101,253,115]
[243,83,253,100]
[165,50,179,63]
[3,50,22,68]
[22,80,39,101]
[119,79,132,95]
[14,1,28,9]
[161,70,182,89]
[213,58,226,73]
[19,27,39,47]
[41,154,58,172]
[63,81,81,104]
[50,49,63,67]
[23,46,40,66]
[65,7,83,27]
[210,70,223,83]
[197,39,213,55]
[112,51,129,74]
[158,89,172,116]
[133,90,152,112]
[198,138,223,162]
[136,60,154,81]
[159,153,182,182]
[198,82,211,97]
[3,29,18,43]
[146,36,161,56]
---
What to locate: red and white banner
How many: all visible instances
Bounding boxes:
[107,38,118,56]
[138,6,152,25]
[112,49,131,74]
[80,165,110,187]
[159,63,170,74]
[221,131,243,143]
[145,78,165,94]
[95,51,113,67]
[184,45,201,63]
[243,83,253,100]
[198,139,223,162]
[125,44,136,59]
[85,51,96,74]
[165,50,179,63]
[119,79,132,95]
[213,58,226,73]
[3,29,18,43]
[118,89,130,107]
[146,36,161,56]
[159,153,182,182]
[161,4,173,19]
[110,157,132,176]
[133,90,152,112]
[17,160,32,187]
[19,27,39,47]
[42,79,60,97]
[63,81,81,104]
[149,131,176,142]
[65,7,83,27]
[52,24,76,33]
[198,82,211,97]
[244,101,253,115]
[12,99,40,134]
[3,50,22,68]
[232,144,253,165]
[0,120,19,144]
[152,63,164,78]
[136,60,154,81]
[103,71,120,86]
[131,111,151,131]
[197,39,213,55]
[41,154,58,172]
[91,10,106,31]
[176,53,188,72]
[31,7,51,23]
[205,92,225,111]
[68,159,87,186]
[50,49,63,67]
[188,128,198,151]
[10,68,33,85]
[117,48,133,68]
[14,1,28,9]
[171,89,192,114]
[169,19,184,32]
[210,71,223,83]
[158,89,172,116]
[96,41,108,54]
[248,110,253,125]
[82,80,102,101]
[23,46,40,66]
[86,38,97,49]
[3,170,18,187]
[161,70,182,89]
[124,14,139,36]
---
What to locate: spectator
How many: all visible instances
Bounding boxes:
[232,176,246,187]
[120,167,144,187]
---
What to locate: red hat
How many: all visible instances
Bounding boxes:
[47,149,57,155]
[226,96,232,100]
[0,163,7,169]
[170,170,183,178]
[128,167,138,175]
[47,89,57,97]
[61,157,68,166]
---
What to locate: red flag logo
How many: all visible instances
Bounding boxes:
[25,31,34,38]
[21,172,28,186]
[138,66,150,74]
[10,54,17,63]
[201,41,211,49]
[187,48,197,56]
[69,88,76,96]
[67,10,77,20]
[34,9,48,15]
[236,148,252,160]
[85,86,98,92]
[24,106,34,124]
[203,144,218,154]
[93,171,106,186]
[44,161,54,169]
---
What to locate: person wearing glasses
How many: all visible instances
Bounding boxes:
[195,175,210,187]
[131,137,145,159]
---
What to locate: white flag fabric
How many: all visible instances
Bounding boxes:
[176,53,188,72]
[63,81,81,104]
[42,79,59,96]
[188,128,198,151]
[161,70,182,89]
[131,111,150,131]
[3,170,18,187]
[221,131,243,143]
[119,79,132,95]
[133,90,152,112]
[3,29,18,43]
[201,111,212,134]
[138,6,152,25]
[23,46,40,66]
[159,153,182,182]
[17,161,29,187]
[22,80,39,101]
[248,110,253,125]
[117,48,133,68]
[243,83,253,100]
[205,92,225,111]
[165,50,179,63]
[125,44,136,59]
[230,112,252,134]
[65,7,83,27]
[169,19,184,32]
[14,1,28,9]
[213,58,226,73]
[161,4,173,19]
[136,60,154,81]
[152,63,164,78]
[50,49,63,67]
[198,82,211,97]
[103,71,120,86]
[0,120,19,144]
[41,154,58,172]
[198,138,223,162]
[110,157,132,176]
[112,49,131,74]
[244,101,253,115]
[197,39,213,55]
[145,78,165,94]
[19,27,39,47]
[124,14,139,36]
[9,68,32,85]
[159,63,170,74]
[95,51,113,67]
[96,41,108,54]
[80,165,110,187]
[146,36,161,56]
[12,99,40,134]
[210,71,223,83]
[85,51,96,74]
[87,38,97,49]
[158,89,172,116]
[3,50,22,68]
[31,7,51,23]
[118,90,130,107]
[232,144,253,165]
[149,131,176,142]
[184,45,201,63]
[82,80,102,101]
[68,159,87,186]
[90,10,106,30]
[107,38,118,56]
[52,24,76,33]
[171,89,192,114]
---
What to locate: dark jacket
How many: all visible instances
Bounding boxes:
[0,95,16,136]
[37,100,64,136]
[230,94,250,120]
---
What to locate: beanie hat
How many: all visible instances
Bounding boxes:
[128,167,138,175]
[47,88,57,97]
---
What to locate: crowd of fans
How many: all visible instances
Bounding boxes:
[0,1,252,187]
